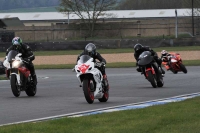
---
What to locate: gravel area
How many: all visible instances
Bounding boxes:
[0,51,199,65]
[32,51,200,65]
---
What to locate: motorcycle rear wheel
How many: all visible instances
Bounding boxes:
[157,68,164,87]
[98,84,109,102]
[83,79,94,104]
[11,75,20,97]
[25,81,37,96]
[147,71,157,88]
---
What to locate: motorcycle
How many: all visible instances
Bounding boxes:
[162,53,187,74]
[138,51,164,88]
[74,55,109,104]
[3,50,37,97]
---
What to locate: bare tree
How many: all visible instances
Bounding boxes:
[57,0,117,37]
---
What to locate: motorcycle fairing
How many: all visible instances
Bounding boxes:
[145,67,155,77]
[75,55,104,98]
[78,64,90,74]
[18,67,30,78]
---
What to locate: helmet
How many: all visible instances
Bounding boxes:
[161,50,168,56]
[12,37,22,50]
[85,43,96,56]
[134,43,143,53]
[12,37,22,46]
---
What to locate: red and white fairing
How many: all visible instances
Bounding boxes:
[75,55,104,98]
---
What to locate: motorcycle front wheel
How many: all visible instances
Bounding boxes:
[10,74,21,97]
[147,71,157,88]
[83,79,94,104]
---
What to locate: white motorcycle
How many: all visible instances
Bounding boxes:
[3,50,37,97]
[74,55,109,104]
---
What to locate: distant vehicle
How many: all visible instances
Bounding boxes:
[162,52,187,74]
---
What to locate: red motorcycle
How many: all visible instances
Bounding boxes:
[3,50,37,97]
[162,52,187,74]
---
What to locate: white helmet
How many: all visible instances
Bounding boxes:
[161,50,168,55]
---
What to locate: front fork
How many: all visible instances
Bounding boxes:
[9,69,23,86]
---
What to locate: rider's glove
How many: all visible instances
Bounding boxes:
[101,62,105,66]
[95,62,104,67]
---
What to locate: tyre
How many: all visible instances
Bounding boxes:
[157,68,164,87]
[98,83,109,102]
[170,69,177,74]
[25,81,37,96]
[83,79,94,104]
[147,71,157,88]
[10,75,20,97]
[179,64,187,73]
[157,76,164,87]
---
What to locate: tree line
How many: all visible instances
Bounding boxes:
[117,0,200,10]
[0,0,59,10]
[1,0,199,11]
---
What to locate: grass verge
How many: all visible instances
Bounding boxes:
[0,76,7,80]
[0,46,200,57]
[0,96,200,133]
[35,60,200,69]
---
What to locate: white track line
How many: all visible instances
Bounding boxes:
[1,92,200,127]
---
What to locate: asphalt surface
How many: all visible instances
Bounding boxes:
[0,66,199,125]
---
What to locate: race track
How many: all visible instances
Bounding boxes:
[0,66,199,125]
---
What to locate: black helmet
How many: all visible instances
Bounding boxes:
[134,43,143,53]
[85,43,96,56]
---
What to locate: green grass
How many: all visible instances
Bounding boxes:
[0,76,7,80]
[0,46,200,57]
[0,96,200,133]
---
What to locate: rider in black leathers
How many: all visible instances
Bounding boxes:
[134,43,165,75]
[6,37,37,85]
[77,43,108,89]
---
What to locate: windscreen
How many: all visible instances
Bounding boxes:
[7,50,18,62]
[138,51,151,59]
[138,51,153,66]
[78,55,93,63]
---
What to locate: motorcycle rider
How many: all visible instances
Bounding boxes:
[76,43,108,90]
[161,50,172,71]
[134,43,165,75]
[6,37,37,85]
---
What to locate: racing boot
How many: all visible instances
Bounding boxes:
[136,67,142,72]
[103,74,108,91]
[159,66,165,77]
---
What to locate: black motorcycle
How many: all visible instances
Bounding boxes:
[138,51,164,88]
